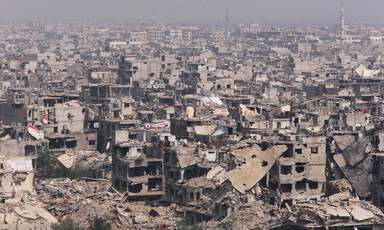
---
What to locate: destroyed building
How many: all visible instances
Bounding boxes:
[2,7,384,229]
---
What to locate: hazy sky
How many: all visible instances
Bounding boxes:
[1,0,384,26]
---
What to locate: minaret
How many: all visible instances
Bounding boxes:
[340,2,345,41]
[226,8,229,40]
[151,12,156,26]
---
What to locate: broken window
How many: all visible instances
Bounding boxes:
[281,184,292,193]
[66,140,77,149]
[185,168,198,180]
[113,111,119,118]
[281,166,292,175]
[283,199,293,208]
[308,181,318,189]
[190,193,194,199]
[67,113,73,120]
[261,160,268,167]
[25,145,36,155]
[89,140,95,145]
[295,180,306,192]
[129,167,144,177]
[282,145,293,158]
[295,163,306,173]
[146,163,159,176]
[311,146,319,154]
[128,183,142,193]
[228,127,233,135]
[148,178,163,191]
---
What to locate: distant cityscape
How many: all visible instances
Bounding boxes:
[0,3,384,230]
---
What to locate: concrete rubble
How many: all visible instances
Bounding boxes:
[1,5,384,229]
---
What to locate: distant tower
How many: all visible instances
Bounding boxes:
[340,2,345,41]
[225,8,229,39]
[151,12,156,26]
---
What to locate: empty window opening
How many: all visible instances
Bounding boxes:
[281,166,292,175]
[295,148,303,154]
[283,199,293,208]
[281,184,292,193]
[311,147,318,154]
[228,127,233,135]
[295,163,306,173]
[148,178,163,191]
[282,145,293,158]
[308,181,318,189]
[129,167,144,177]
[65,140,77,149]
[295,181,306,192]
[128,183,143,193]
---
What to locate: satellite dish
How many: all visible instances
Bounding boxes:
[145,124,151,129]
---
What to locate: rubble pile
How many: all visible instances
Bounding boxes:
[34,178,183,228]
[216,200,281,230]
[2,4,384,229]
[280,200,384,229]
